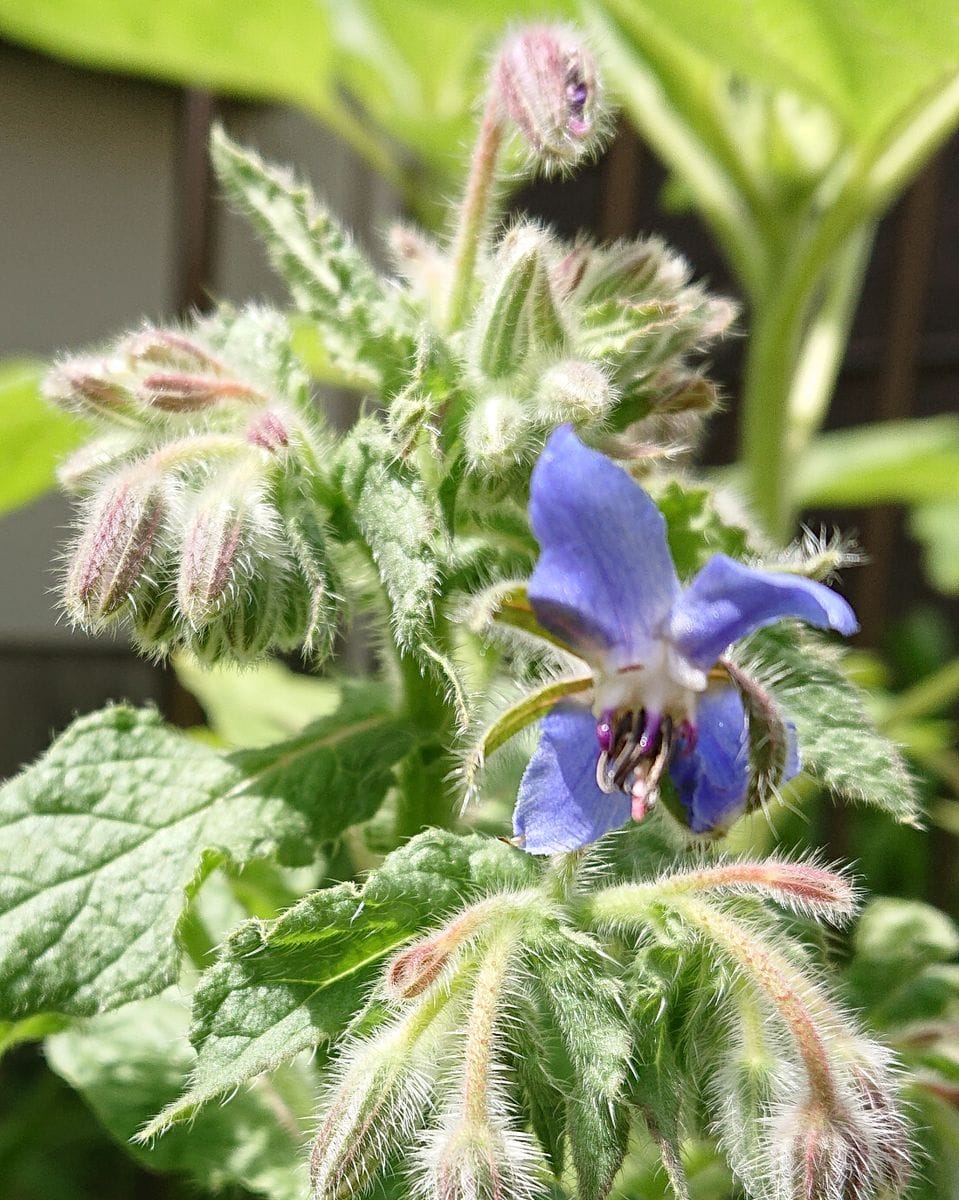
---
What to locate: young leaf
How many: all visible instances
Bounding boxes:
[46,990,312,1200]
[146,831,540,1135]
[211,126,413,392]
[742,625,921,824]
[0,693,409,1020]
[339,418,443,654]
[529,925,632,1200]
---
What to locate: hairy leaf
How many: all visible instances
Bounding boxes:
[147,830,539,1134]
[211,127,412,392]
[743,626,921,823]
[46,991,312,1200]
[339,418,443,653]
[0,694,409,1019]
[529,925,631,1200]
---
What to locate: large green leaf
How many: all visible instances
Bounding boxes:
[0,359,85,518]
[0,694,409,1020]
[794,417,959,507]
[46,991,312,1200]
[599,0,959,145]
[147,830,540,1134]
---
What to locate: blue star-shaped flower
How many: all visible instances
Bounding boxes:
[513,426,858,853]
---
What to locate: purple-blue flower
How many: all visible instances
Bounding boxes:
[513,426,858,853]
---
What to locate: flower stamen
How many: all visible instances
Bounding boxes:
[595,709,676,819]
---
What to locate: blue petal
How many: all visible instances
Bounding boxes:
[528,425,679,664]
[513,702,630,854]
[669,686,751,834]
[668,554,859,669]
[669,686,801,834]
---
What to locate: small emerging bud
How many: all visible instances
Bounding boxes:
[246,409,290,452]
[495,25,607,174]
[64,466,168,625]
[464,394,533,474]
[534,359,612,424]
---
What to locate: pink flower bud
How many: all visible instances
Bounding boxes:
[43,360,137,421]
[138,372,264,412]
[64,467,167,624]
[494,25,608,173]
[246,409,290,452]
[122,329,226,374]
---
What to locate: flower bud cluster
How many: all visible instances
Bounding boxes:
[311,896,549,1200]
[50,318,339,664]
[454,218,733,476]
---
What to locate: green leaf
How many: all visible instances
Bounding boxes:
[175,654,342,748]
[340,418,443,654]
[0,695,409,1019]
[146,830,540,1134]
[211,127,412,392]
[529,926,631,1200]
[855,898,959,970]
[794,417,959,507]
[0,359,86,517]
[597,0,959,148]
[655,480,750,579]
[743,626,921,823]
[46,991,312,1200]
[911,500,959,594]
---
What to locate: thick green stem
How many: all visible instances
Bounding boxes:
[462,931,517,1125]
[446,93,505,332]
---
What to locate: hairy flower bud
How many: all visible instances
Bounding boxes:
[121,328,227,374]
[463,394,533,474]
[245,408,291,452]
[137,371,264,412]
[472,226,548,379]
[44,358,139,422]
[534,359,612,424]
[175,470,297,661]
[64,465,168,625]
[418,1117,545,1200]
[494,25,607,174]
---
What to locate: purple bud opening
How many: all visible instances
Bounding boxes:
[494,25,607,173]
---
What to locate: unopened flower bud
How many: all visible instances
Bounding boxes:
[534,359,612,424]
[420,1117,544,1200]
[385,900,509,1002]
[495,25,607,174]
[774,1101,872,1200]
[137,372,264,412]
[64,466,168,625]
[43,359,139,422]
[464,394,533,474]
[122,329,227,375]
[246,409,290,452]
[473,225,564,379]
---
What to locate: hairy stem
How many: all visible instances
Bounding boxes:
[446,93,505,332]
[462,931,517,1125]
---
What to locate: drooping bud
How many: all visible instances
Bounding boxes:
[137,371,264,412]
[533,359,612,424]
[175,469,296,661]
[43,358,140,422]
[463,394,533,474]
[494,25,608,174]
[57,431,141,492]
[419,1117,545,1200]
[310,987,466,1200]
[121,328,228,375]
[64,465,168,626]
[771,1100,877,1200]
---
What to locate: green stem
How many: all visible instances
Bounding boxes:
[885,657,959,725]
[446,92,505,332]
[785,222,876,461]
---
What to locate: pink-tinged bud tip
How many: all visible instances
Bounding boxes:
[494,25,607,174]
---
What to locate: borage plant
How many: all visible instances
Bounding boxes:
[0,24,925,1200]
